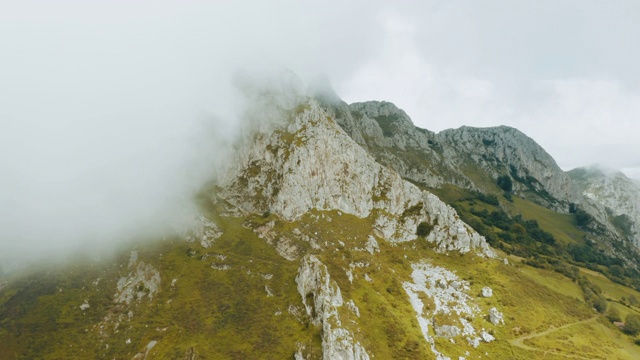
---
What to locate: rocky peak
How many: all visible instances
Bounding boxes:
[317,98,471,189]
[438,125,580,209]
[321,98,581,210]
[570,166,640,247]
[215,92,494,257]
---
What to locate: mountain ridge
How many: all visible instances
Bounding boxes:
[1,79,640,359]
[317,93,640,269]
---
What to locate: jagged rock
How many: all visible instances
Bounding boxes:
[183,214,222,248]
[489,307,504,325]
[296,255,370,360]
[320,90,639,270]
[275,236,299,261]
[346,299,360,318]
[318,98,471,189]
[322,98,581,211]
[435,324,461,338]
[438,126,580,209]
[115,254,161,304]
[481,331,495,343]
[364,236,379,255]
[217,97,495,258]
[570,166,640,248]
[481,287,493,298]
[403,262,491,358]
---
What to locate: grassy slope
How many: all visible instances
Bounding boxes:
[1,203,640,359]
[0,217,318,359]
[430,184,640,358]
[509,197,586,245]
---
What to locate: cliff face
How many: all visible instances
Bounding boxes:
[570,167,640,248]
[318,97,640,262]
[217,98,494,256]
[318,98,473,190]
[320,98,580,211]
[437,125,580,208]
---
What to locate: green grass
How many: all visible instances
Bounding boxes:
[517,262,583,300]
[2,204,640,359]
[510,196,585,245]
[523,317,638,360]
[582,269,640,305]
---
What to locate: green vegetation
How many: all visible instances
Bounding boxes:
[625,314,640,335]
[570,203,596,228]
[509,165,555,204]
[430,183,640,325]
[372,114,400,137]
[607,306,622,322]
[416,221,433,237]
[496,175,513,192]
[449,187,640,289]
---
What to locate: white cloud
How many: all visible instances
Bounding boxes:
[339,2,640,179]
[1,0,640,266]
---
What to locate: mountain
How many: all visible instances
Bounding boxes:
[316,93,640,267]
[2,80,640,359]
[570,166,640,248]
[318,96,582,211]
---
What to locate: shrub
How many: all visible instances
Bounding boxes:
[625,314,640,335]
[416,222,434,237]
[574,208,594,227]
[497,175,513,192]
[606,307,621,322]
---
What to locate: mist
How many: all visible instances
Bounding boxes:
[2,1,639,267]
[0,1,381,266]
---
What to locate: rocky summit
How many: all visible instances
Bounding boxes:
[1,80,640,359]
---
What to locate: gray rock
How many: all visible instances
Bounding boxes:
[217,97,495,258]
[296,255,370,360]
[489,307,504,325]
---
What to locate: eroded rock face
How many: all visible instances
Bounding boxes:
[322,99,581,210]
[570,167,640,248]
[217,98,495,257]
[320,95,639,269]
[438,126,580,209]
[319,98,472,190]
[296,255,370,360]
[183,214,223,249]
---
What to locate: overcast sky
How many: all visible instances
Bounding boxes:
[1,1,638,261]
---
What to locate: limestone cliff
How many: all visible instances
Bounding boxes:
[570,167,640,248]
[216,97,494,257]
[316,95,640,263]
[319,97,580,211]
[438,125,580,209]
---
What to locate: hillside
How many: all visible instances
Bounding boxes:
[1,82,640,359]
[569,167,640,248]
[317,93,640,272]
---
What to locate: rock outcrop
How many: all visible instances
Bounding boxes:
[570,166,640,248]
[296,255,370,360]
[319,98,582,211]
[216,95,495,257]
[318,95,640,263]
[438,126,581,209]
[403,262,501,357]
